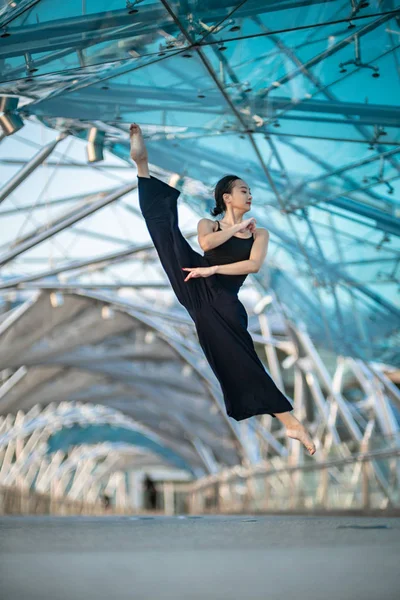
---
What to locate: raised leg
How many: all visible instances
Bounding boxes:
[130,123,218,312]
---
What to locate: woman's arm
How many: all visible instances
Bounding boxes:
[182,228,269,282]
[215,228,269,275]
[197,218,243,252]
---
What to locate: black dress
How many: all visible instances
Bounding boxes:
[138,175,293,421]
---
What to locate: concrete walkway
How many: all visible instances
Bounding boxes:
[1,515,399,599]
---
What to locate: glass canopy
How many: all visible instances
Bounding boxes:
[0,0,399,365]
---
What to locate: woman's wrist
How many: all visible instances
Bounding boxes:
[220,221,241,235]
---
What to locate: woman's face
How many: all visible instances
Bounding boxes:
[224,179,252,213]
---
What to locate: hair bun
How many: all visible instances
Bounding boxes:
[209,174,240,217]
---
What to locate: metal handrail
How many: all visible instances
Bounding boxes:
[176,437,400,493]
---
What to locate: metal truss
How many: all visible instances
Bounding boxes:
[0,288,398,509]
[0,0,399,510]
[0,133,67,207]
[0,407,188,508]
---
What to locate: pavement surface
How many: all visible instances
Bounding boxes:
[1,514,399,600]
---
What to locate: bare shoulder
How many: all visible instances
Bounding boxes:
[254,227,269,238]
[197,218,217,232]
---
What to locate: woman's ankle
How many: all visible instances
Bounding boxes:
[136,161,150,178]
[274,411,300,428]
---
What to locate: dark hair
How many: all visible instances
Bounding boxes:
[210,174,241,217]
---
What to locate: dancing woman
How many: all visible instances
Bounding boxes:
[130,123,316,455]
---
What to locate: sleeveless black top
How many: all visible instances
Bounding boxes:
[204,220,254,295]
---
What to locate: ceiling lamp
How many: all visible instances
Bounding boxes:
[0,96,24,136]
[86,127,105,163]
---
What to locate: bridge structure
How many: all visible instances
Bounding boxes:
[0,1,399,597]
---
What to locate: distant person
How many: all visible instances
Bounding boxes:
[143,474,158,510]
[102,494,111,511]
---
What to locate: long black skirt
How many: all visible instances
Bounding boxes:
[138,175,293,421]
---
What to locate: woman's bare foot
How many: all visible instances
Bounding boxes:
[286,425,316,455]
[129,123,148,162]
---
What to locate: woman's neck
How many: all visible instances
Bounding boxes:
[220,209,243,225]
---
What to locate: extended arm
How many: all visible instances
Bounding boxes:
[182,227,269,282]
[214,228,269,275]
[197,218,243,251]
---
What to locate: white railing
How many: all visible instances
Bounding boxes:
[1,435,399,516]
[175,435,400,514]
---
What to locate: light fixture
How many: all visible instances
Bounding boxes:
[375,233,390,251]
[0,112,24,135]
[86,127,105,163]
[101,306,115,320]
[181,364,193,377]
[0,96,24,136]
[144,331,155,344]
[50,292,64,308]
[338,35,381,79]
[0,96,18,112]
[126,0,139,14]
[24,51,38,73]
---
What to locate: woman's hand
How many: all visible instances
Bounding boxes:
[182,265,217,282]
[237,217,257,234]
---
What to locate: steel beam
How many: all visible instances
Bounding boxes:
[258,18,400,183]
[0,229,198,289]
[0,2,355,60]
[0,187,120,216]
[27,83,400,126]
[12,281,172,290]
[289,148,400,197]
[1,3,397,64]
[0,182,138,266]
[0,0,41,29]
[264,129,400,146]
[265,225,400,319]
[155,2,346,349]
[260,12,397,98]
[0,133,67,207]
[0,159,130,169]
[255,14,400,170]
[9,189,120,246]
